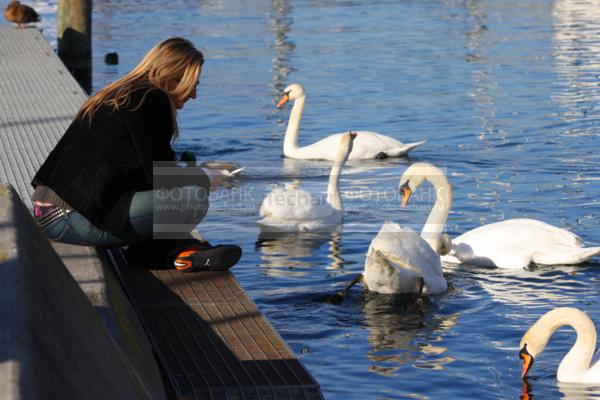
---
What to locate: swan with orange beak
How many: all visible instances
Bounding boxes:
[276,83,425,160]
[329,163,450,303]
[519,307,600,384]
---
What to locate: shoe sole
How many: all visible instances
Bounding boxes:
[175,245,242,272]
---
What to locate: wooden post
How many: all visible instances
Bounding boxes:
[57,0,92,93]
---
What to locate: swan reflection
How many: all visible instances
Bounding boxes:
[553,0,600,128]
[558,382,600,400]
[361,292,458,376]
[255,228,345,277]
[448,263,591,307]
[269,0,295,94]
[522,379,600,400]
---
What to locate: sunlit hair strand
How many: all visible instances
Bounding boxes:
[78,37,204,138]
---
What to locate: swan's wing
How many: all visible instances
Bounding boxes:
[259,188,335,219]
[456,219,583,247]
[293,132,424,160]
[292,134,347,160]
[349,132,425,159]
[259,187,282,217]
[505,219,583,246]
[370,223,437,262]
[364,248,420,294]
[535,244,600,265]
[449,218,592,268]
[364,222,446,294]
[444,243,533,269]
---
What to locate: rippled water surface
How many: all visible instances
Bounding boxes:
[15,0,600,398]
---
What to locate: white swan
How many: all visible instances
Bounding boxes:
[441,218,600,269]
[520,307,600,384]
[277,83,426,160]
[257,132,355,232]
[393,167,600,269]
[362,163,452,294]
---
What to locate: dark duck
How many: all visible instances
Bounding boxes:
[5,1,40,29]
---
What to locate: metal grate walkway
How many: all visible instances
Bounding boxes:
[109,250,323,400]
[0,26,85,204]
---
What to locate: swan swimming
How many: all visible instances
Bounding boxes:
[396,166,600,269]
[257,131,355,232]
[333,162,450,299]
[441,218,600,269]
[362,163,451,295]
[520,307,600,384]
[276,83,425,160]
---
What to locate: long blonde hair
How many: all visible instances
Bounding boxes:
[79,37,204,138]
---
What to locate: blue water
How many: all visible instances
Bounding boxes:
[13,0,600,398]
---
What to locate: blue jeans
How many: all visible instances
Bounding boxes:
[37,186,208,248]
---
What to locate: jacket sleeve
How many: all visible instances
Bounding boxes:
[126,89,210,192]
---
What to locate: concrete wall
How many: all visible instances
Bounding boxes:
[0,184,167,400]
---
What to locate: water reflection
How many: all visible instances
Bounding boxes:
[255,228,345,277]
[269,0,295,94]
[447,263,589,307]
[553,0,600,128]
[361,292,457,376]
[280,157,332,179]
[523,379,600,400]
[29,1,58,48]
[463,0,502,143]
[558,382,600,400]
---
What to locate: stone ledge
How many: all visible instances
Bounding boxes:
[0,183,167,400]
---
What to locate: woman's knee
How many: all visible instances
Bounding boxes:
[153,185,209,224]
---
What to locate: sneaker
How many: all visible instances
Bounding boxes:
[173,244,242,272]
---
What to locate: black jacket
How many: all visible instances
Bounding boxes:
[32,87,208,233]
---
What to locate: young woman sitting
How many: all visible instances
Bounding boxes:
[31,37,241,271]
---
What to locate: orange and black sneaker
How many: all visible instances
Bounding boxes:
[173,243,242,272]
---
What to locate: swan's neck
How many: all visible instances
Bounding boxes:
[283,95,305,156]
[326,164,343,211]
[420,174,452,254]
[542,309,597,382]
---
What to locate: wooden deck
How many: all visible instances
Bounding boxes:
[0,25,323,399]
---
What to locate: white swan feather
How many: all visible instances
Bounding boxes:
[442,218,600,269]
[364,223,447,295]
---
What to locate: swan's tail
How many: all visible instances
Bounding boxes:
[389,140,426,157]
[534,246,600,265]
